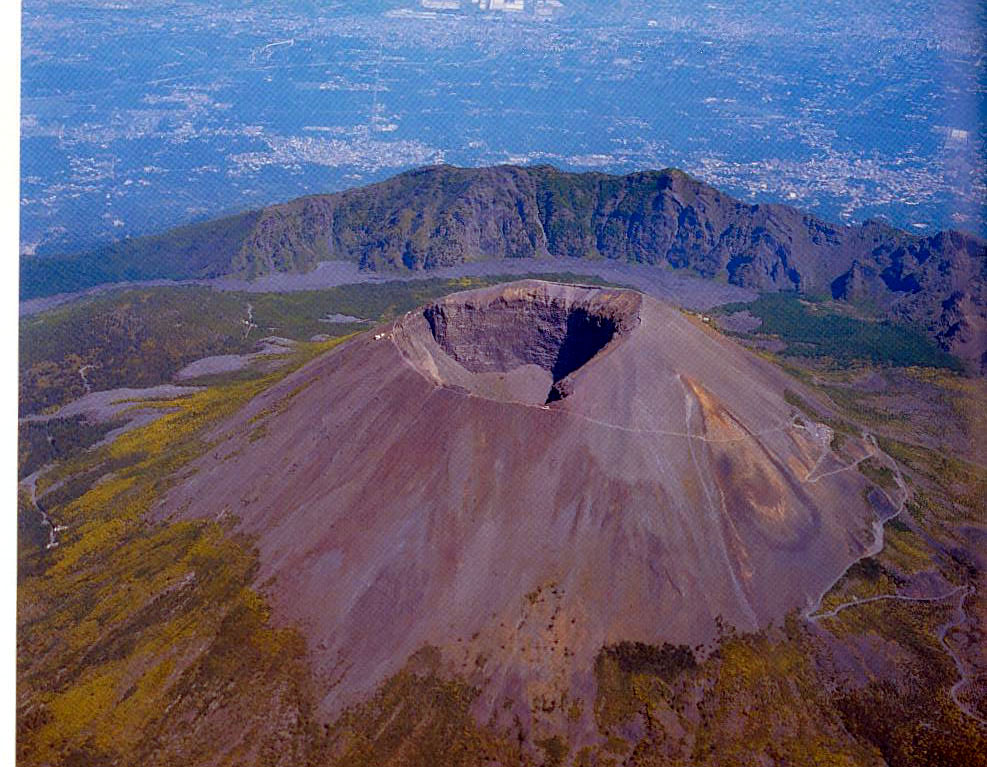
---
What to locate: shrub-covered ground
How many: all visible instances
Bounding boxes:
[19,273,617,417]
[714,293,963,371]
[17,280,986,766]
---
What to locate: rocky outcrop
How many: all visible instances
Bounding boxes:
[231,166,985,366]
[831,260,878,302]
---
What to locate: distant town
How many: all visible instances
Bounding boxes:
[19,0,985,256]
[420,0,563,17]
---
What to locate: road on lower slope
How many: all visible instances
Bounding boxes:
[804,434,985,725]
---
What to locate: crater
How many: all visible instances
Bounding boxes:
[420,282,639,404]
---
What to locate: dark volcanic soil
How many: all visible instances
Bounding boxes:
[155,280,883,741]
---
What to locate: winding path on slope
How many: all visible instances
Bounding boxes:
[810,585,967,622]
[803,431,907,622]
[22,466,61,550]
[938,586,987,726]
[804,436,985,726]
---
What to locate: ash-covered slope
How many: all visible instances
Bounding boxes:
[156,281,891,737]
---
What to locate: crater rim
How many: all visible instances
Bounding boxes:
[418,280,641,405]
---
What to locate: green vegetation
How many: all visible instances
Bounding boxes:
[782,388,861,437]
[762,353,986,763]
[877,435,986,526]
[882,525,937,575]
[600,641,697,682]
[327,647,522,767]
[819,382,899,429]
[18,489,49,581]
[17,337,352,766]
[589,613,986,767]
[19,415,126,479]
[718,293,962,370]
[857,456,898,492]
[19,287,255,416]
[20,273,621,417]
[20,210,260,299]
[592,621,885,766]
[824,598,986,767]
[22,165,682,297]
[535,169,606,258]
[818,557,901,613]
[535,736,569,767]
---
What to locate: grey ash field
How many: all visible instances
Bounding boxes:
[17,263,987,766]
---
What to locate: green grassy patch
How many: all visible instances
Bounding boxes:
[857,457,898,492]
[20,273,624,417]
[782,389,861,437]
[601,641,697,683]
[19,416,127,479]
[17,337,353,766]
[718,293,962,370]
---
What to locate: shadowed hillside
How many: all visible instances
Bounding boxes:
[21,165,987,370]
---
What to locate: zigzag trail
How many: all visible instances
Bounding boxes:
[383,293,986,724]
[803,431,908,625]
[939,587,987,726]
[804,434,985,726]
[803,432,879,484]
[811,585,966,622]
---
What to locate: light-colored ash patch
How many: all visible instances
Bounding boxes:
[717,310,762,334]
[320,313,368,324]
[174,337,297,381]
[22,384,202,425]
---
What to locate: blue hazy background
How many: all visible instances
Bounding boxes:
[20,0,986,256]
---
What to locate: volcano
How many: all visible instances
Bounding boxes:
[157,280,883,738]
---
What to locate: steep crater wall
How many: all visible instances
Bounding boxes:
[423,288,634,402]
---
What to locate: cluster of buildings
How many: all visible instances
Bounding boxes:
[420,0,563,16]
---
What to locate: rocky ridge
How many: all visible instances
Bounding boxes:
[22,165,987,369]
